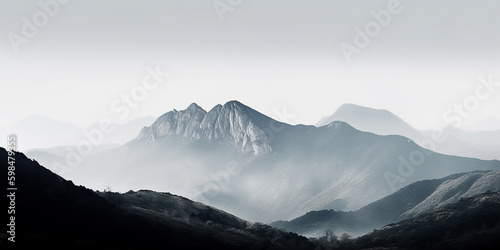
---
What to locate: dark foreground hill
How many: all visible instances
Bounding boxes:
[354,191,500,249]
[0,148,314,250]
[305,191,500,249]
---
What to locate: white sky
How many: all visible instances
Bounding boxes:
[1,0,499,130]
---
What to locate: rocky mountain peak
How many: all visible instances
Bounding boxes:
[137,101,273,156]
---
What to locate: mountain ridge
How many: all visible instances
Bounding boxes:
[137,100,286,156]
[316,103,418,137]
[271,170,500,237]
[54,101,500,222]
[354,191,500,249]
[317,103,500,160]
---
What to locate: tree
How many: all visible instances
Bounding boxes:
[325,229,337,243]
[339,232,352,245]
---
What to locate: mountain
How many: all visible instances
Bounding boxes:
[271,170,500,237]
[26,144,120,157]
[0,115,155,152]
[137,102,279,155]
[87,116,156,145]
[317,103,500,160]
[465,116,500,131]
[65,101,500,223]
[14,116,154,176]
[24,143,120,176]
[316,103,421,139]
[420,126,500,160]
[440,125,500,146]
[0,115,82,151]
[354,191,500,249]
[0,148,314,249]
[402,170,500,217]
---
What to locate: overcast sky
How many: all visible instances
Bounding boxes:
[1,0,499,131]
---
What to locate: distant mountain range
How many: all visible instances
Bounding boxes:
[271,170,500,237]
[54,101,499,223]
[316,103,420,139]
[317,103,500,160]
[0,115,82,151]
[0,115,155,151]
[87,116,156,145]
[24,143,121,175]
[465,116,500,131]
[0,148,313,249]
